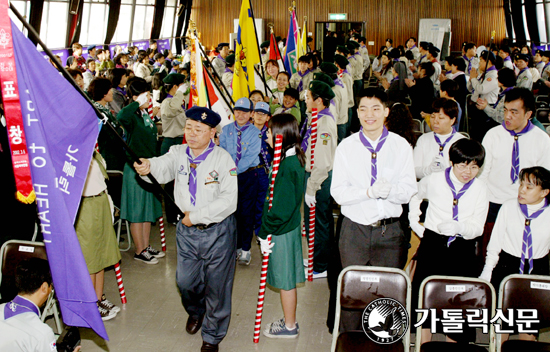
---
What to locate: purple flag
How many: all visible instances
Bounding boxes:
[12,21,108,339]
[40,49,69,63]
[157,39,171,53]
[132,40,150,51]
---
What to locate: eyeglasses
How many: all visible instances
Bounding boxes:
[455,163,480,172]
[184,127,209,135]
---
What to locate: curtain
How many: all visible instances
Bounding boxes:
[510,0,526,44]
[175,0,192,55]
[65,0,85,49]
[28,0,45,45]
[150,0,166,40]
[524,0,540,45]
[503,0,514,42]
[105,0,122,45]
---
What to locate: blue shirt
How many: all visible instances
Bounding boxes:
[220,122,261,174]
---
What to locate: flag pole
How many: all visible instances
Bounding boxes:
[248,0,268,96]
[194,30,235,106]
[254,66,273,96]
[201,56,235,114]
[8,2,185,218]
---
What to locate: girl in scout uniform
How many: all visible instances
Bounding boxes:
[258,113,306,339]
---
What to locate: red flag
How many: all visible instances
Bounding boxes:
[269,32,281,61]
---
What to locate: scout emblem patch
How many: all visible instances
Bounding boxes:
[230,168,237,176]
[320,133,331,145]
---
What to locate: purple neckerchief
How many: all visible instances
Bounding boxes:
[463,55,473,74]
[544,62,550,71]
[301,108,334,152]
[519,199,549,274]
[486,65,497,73]
[186,140,216,206]
[390,76,399,84]
[504,56,512,63]
[216,54,226,65]
[502,120,535,183]
[411,45,417,49]
[170,68,177,74]
[224,68,232,74]
[444,166,475,246]
[359,126,389,186]
[494,87,514,108]
[419,54,427,63]
[235,121,251,165]
[4,295,40,320]
[518,67,528,78]
[434,128,456,157]
[259,125,269,166]
[165,93,185,109]
[116,86,126,96]
[297,69,311,92]
[154,62,161,68]
[334,77,344,88]
[86,69,95,75]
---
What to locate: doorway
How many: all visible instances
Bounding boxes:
[315,22,364,61]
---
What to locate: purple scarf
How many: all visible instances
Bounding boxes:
[519,200,549,274]
[502,121,534,183]
[301,108,334,152]
[297,69,311,92]
[4,296,40,320]
[359,127,389,186]
[235,121,251,165]
[434,128,456,157]
[186,140,216,206]
[444,167,475,246]
[494,87,513,108]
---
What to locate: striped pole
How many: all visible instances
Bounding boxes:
[253,234,273,343]
[159,216,166,251]
[302,221,306,237]
[114,262,127,304]
[253,134,282,343]
[148,96,154,121]
[307,109,318,281]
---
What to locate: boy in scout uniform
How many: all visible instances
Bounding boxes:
[302,81,338,279]
[219,98,261,265]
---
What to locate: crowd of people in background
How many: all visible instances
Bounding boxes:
[4,25,550,351]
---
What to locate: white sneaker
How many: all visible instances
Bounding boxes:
[146,245,165,258]
[99,294,121,313]
[98,302,117,321]
[312,270,327,279]
[303,258,312,268]
[238,250,251,265]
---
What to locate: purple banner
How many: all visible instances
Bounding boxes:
[157,38,171,53]
[534,45,547,54]
[133,40,149,51]
[40,49,69,63]
[109,42,129,59]
[12,20,107,339]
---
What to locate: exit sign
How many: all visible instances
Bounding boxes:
[329,13,347,20]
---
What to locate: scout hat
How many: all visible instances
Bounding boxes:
[254,102,271,115]
[260,40,270,49]
[320,62,338,74]
[308,80,335,100]
[336,45,349,56]
[234,97,253,112]
[334,54,349,68]
[313,72,335,87]
[186,106,221,128]
[225,54,235,66]
[162,73,186,85]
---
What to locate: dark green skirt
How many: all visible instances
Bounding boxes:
[120,163,163,223]
[267,226,305,290]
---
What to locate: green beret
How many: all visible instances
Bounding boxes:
[320,62,338,74]
[308,80,335,100]
[336,45,349,56]
[225,53,235,66]
[313,73,335,87]
[162,73,186,85]
[349,41,360,49]
[260,40,270,49]
[334,54,349,68]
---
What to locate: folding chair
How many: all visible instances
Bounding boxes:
[107,170,132,251]
[0,240,63,334]
[498,274,550,352]
[331,266,411,352]
[413,119,423,133]
[422,119,431,133]
[536,108,550,124]
[416,276,496,352]
[459,132,470,139]
[404,96,413,107]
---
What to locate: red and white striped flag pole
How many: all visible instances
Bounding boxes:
[253,134,283,344]
[159,216,166,251]
[307,109,318,282]
[114,262,127,304]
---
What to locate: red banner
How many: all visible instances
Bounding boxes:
[0,0,35,203]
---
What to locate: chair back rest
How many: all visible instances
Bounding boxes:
[0,240,48,303]
[500,274,550,328]
[421,276,494,318]
[340,266,409,310]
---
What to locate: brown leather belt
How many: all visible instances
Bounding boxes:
[194,223,218,231]
[82,190,106,198]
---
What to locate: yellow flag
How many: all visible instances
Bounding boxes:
[232,0,260,101]
[301,19,307,56]
[195,39,207,107]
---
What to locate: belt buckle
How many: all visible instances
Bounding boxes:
[371,220,382,227]
[196,224,207,230]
